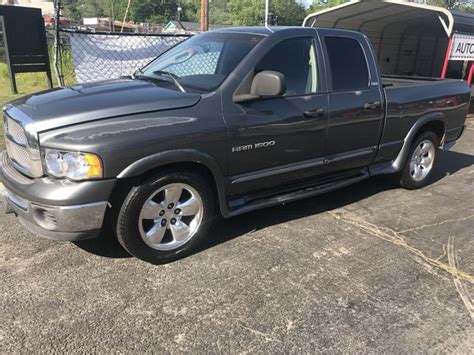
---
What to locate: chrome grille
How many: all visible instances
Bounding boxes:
[6,117,27,146]
[1,151,34,185]
[3,107,43,178]
[5,138,31,171]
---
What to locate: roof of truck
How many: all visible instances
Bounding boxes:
[214,26,312,36]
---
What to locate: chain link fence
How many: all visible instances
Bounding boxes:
[58,30,191,84]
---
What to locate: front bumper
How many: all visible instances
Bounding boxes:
[3,189,107,241]
[0,151,115,241]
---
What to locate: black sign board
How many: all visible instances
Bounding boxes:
[0,5,52,94]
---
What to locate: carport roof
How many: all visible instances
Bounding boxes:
[303,0,455,37]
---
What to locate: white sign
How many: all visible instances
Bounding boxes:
[83,18,99,25]
[450,34,474,61]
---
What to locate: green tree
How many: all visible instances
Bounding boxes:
[309,0,348,12]
[228,0,306,26]
[62,0,108,19]
[181,0,200,22]
[417,0,473,13]
[228,0,264,25]
[209,0,232,24]
[181,0,231,24]
[129,0,178,24]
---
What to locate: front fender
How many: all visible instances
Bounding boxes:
[117,149,230,217]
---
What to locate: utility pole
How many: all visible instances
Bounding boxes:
[110,0,115,32]
[200,0,208,32]
[265,0,269,27]
[121,0,132,33]
[177,1,182,22]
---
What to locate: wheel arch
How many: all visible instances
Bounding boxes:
[117,150,230,217]
[370,112,446,176]
[394,113,446,169]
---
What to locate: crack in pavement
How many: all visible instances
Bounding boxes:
[328,209,474,321]
[328,210,474,286]
[239,324,282,343]
[447,235,474,321]
[398,214,474,234]
[328,209,474,320]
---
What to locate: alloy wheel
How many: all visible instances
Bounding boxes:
[409,139,435,182]
[138,183,204,251]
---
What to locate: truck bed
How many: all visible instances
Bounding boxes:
[383,76,473,113]
[382,76,444,88]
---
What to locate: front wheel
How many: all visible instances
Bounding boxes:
[398,131,438,190]
[116,171,215,264]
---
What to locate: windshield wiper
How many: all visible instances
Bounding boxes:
[132,68,143,79]
[153,70,187,93]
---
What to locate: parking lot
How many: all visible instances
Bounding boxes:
[1,118,473,353]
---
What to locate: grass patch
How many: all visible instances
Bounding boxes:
[0,49,76,150]
[0,65,53,150]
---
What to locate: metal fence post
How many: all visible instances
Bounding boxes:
[54,0,64,87]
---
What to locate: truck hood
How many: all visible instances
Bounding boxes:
[7,78,201,132]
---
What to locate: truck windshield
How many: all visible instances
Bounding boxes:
[138,32,263,93]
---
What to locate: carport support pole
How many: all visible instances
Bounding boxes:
[440,37,453,79]
[468,63,473,86]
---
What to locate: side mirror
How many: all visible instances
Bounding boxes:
[233,71,286,103]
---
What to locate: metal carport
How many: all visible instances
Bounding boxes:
[303,0,472,81]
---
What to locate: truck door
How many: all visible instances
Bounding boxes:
[322,34,384,173]
[224,35,329,196]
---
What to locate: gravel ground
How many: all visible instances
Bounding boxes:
[1,118,473,353]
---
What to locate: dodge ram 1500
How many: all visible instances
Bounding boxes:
[2,27,470,264]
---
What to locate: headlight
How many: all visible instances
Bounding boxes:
[44,149,103,180]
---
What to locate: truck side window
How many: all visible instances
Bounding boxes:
[324,37,369,91]
[256,37,319,96]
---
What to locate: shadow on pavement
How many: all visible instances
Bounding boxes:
[73,227,132,259]
[73,149,474,260]
[431,149,474,183]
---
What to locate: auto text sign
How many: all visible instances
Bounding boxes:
[450,34,474,61]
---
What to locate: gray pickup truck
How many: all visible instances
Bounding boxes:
[1,27,470,264]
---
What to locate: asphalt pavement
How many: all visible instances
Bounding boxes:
[1,118,473,353]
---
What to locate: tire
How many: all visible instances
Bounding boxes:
[398,131,439,190]
[116,170,215,264]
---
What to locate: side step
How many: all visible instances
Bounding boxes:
[227,170,369,217]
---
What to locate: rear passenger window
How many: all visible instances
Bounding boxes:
[324,37,369,91]
[256,37,319,96]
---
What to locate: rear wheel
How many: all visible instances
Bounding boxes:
[399,131,438,190]
[116,171,215,264]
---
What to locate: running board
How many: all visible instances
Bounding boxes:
[227,170,369,217]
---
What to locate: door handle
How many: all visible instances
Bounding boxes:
[364,101,381,110]
[303,108,325,118]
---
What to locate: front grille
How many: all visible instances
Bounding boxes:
[5,138,31,170]
[5,115,31,174]
[1,151,33,185]
[3,108,43,178]
[6,117,27,146]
